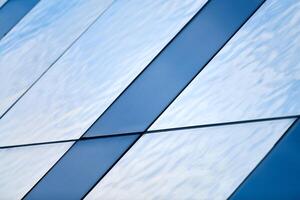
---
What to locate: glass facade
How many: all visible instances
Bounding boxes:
[0,0,299,199]
[0,142,72,199]
[231,119,300,199]
[24,135,139,199]
[0,0,114,117]
[150,0,300,131]
[0,0,207,147]
[86,119,293,199]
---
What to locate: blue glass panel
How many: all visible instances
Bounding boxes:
[85,119,293,199]
[23,135,139,199]
[85,0,265,136]
[23,1,264,198]
[0,0,207,147]
[230,119,300,199]
[0,0,39,39]
[151,0,300,130]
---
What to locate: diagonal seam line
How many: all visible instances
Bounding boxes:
[21,1,212,198]
[0,0,41,42]
[0,1,9,10]
[0,0,117,119]
[146,115,300,134]
[21,0,267,198]
[1,114,299,150]
[227,118,300,199]
[81,0,211,136]
[81,0,268,198]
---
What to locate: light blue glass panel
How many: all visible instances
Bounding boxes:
[0,142,72,199]
[0,0,207,147]
[84,0,265,137]
[0,0,113,117]
[85,119,293,200]
[150,0,300,130]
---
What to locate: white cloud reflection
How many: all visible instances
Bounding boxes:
[0,0,207,146]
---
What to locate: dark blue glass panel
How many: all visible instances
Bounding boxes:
[0,0,39,39]
[85,0,265,137]
[230,119,300,199]
[24,0,265,199]
[23,134,139,199]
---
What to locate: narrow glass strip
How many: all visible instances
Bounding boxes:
[85,0,266,137]
[230,119,300,199]
[23,134,140,199]
[150,0,300,131]
[85,119,293,199]
[0,0,39,39]
[23,0,265,199]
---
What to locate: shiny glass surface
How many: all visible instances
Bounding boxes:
[0,0,207,147]
[24,135,139,199]
[85,119,293,200]
[150,0,300,130]
[85,0,264,137]
[0,142,72,199]
[0,0,39,39]
[231,119,300,199]
[0,0,113,117]
[23,1,263,197]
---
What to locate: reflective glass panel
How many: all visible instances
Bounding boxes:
[0,0,113,117]
[85,119,293,200]
[24,135,139,199]
[150,0,300,130]
[0,0,207,146]
[84,0,264,137]
[0,142,72,199]
[0,0,39,39]
[231,120,300,199]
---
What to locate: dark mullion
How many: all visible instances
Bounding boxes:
[23,0,266,199]
[1,114,298,150]
[147,115,300,135]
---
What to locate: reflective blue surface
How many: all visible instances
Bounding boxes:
[0,0,114,117]
[0,0,39,39]
[0,142,72,199]
[86,119,293,199]
[0,0,207,147]
[230,119,300,199]
[24,135,139,199]
[151,0,300,130]
[21,0,265,196]
[86,0,265,137]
